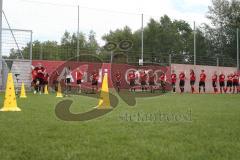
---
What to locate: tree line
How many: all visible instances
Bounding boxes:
[7,0,240,66]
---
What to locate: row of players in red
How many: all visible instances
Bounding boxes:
[171,70,239,94]
[31,63,239,94]
[31,64,100,93]
[123,70,239,94]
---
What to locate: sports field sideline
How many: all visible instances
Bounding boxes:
[0,93,239,160]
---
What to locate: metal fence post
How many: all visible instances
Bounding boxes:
[169,54,172,66]
[169,54,172,72]
[237,28,239,70]
[194,21,196,65]
[30,30,33,61]
[0,0,3,89]
[77,5,80,61]
[40,44,43,60]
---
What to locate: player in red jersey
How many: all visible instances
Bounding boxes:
[140,71,147,92]
[212,71,218,93]
[43,72,49,92]
[179,71,186,93]
[115,71,121,92]
[128,71,136,92]
[31,67,37,82]
[31,67,38,91]
[171,70,177,93]
[148,71,156,93]
[33,63,46,94]
[91,70,99,93]
[159,72,166,93]
[232,72,239,94]
[226,73,233,93]
[75,67,83,93]
[53,71,60,92]
[219,72,225,94]
[190,69,196,93]
[199,70,206,93]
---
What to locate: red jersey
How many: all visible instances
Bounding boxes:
[171,74,177,83]
[32,69,37,80]
[219,74,225,82]
[149,74,155,83]
[140,73,147,82]
[159,74,165,81]
[233,74,239,83]
[190,72,196,81]
[44,74,49,82]
[227,75,233,82]
[115,73,121,82]
[200,73,206,82]
[76,71,83,80]
[92,73,98,81]
[212,74,217,82]
[179,73,185,81]
[128,73,135,81]
[35,66,45,79]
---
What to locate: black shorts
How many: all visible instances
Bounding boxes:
[149,81,155,86]
[116,81,120,87]
[219,81,225,87]
[130,80,135,87]
[233,81,239,87]
[179,80,185,87]
[199,81,205,87]
[77,79,82,84]
[53,80,59,85]
[227,81,233,87]
[141,81,146,85]
[66,78,71,84]
[92,80,98,86]
[172,82,176,87]
[160,81,165,87]
[190,80,195,86]
[36,78,44,85]
[212,81,217,88]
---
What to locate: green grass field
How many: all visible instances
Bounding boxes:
[0,92,240,160]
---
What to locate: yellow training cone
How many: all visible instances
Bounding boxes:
[0,73,21,112]
[56,83,63,98]
[20,82,27,98]
[44,85,49,95]
[96,70,111,109]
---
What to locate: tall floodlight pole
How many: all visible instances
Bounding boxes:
[77,5,80,61]
[237,28,239,70]
[194,21,196,65]
[141,13,144,65]
[0,0,3,88]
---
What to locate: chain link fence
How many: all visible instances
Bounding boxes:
[29,44,237,68]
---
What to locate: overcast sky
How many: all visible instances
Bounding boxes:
[3,0,212,45]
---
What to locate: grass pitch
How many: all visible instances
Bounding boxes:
[0,92,240,160]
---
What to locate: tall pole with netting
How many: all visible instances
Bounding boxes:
[237,28,239,70]
[77,5,80,61]
[194,21,196,66]
[141,13,144,65]
[0,0,3,88]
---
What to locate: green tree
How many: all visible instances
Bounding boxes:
[204,0,240,65]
